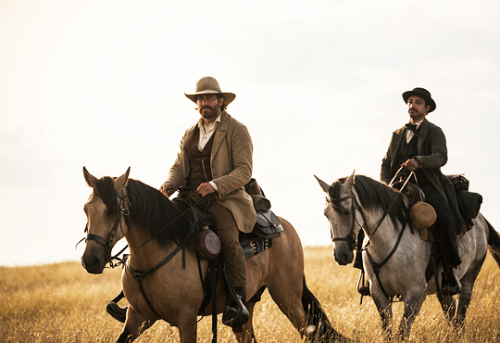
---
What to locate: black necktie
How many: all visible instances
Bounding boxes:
[405,123,418,133]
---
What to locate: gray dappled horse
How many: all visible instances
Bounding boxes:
[81,167,349,343]
[316,172,500,337]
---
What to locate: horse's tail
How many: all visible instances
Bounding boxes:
[485,217,500,268]
[301,276,349,342]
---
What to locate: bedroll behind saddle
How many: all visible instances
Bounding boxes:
[446,174,483,227]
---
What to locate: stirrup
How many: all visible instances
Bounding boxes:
[106,302,128,323]
[357,270,371,296]
[222,295,249,328]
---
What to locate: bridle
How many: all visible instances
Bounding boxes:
[327,191,363,251]
[78,188,130,267]
[328,186,402,251]
[328,183,409,300]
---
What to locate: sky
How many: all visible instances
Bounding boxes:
[1,0,499,266]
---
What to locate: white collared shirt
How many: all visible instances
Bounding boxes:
[197,113,221,151]
[406,119,424,143]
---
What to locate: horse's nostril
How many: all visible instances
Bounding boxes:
[91,257,101,269]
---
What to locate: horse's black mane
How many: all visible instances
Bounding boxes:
[329,175,408,229]
[92,177,192,249]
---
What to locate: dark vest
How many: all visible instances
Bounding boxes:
[396,131,427,183]
[186,127,215,188]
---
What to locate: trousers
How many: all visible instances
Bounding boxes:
[191,194,247,288]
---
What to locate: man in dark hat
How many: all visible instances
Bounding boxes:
[160,76,256,328]
[379,87,463,295]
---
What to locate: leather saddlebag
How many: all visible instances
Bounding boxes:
[254,210,283,239]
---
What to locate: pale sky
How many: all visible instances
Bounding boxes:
[1,0,499,266]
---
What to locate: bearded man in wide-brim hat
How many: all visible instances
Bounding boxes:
[160,76,256,328]
[379,87,463,296]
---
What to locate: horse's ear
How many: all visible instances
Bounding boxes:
[83,167,98,188]
[344,170,356,189]
[314,175,331,193]
[114,167,131,191]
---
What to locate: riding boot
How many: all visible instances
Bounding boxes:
[442,269,462,296]
[106,291,128,323]
[222,286,249,329]
[435,226,462,296]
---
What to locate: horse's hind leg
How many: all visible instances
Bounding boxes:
[267,281,306,333]
[235,301,258,343]
[453,259,484,328]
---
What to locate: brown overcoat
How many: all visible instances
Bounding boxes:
[164,111,257,233]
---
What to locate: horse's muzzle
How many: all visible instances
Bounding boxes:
[81,247,107,274]
[332,245,354,266]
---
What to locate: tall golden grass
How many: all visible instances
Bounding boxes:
[1,246,500,342]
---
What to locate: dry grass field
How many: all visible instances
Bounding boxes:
[1,246,500,342]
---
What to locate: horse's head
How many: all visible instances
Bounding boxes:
[315,171,363,266]
[81,167,130,274]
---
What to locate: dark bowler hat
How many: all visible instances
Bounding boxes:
[402,87,436,112]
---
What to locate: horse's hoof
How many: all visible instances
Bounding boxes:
[304,325,316,340]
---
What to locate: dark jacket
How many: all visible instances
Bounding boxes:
[380,118,463,235]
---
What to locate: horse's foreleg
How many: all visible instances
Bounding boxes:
[117,307,156,343]
[176,313,198,343]
[440,294,457,323]
[371,291,392,335]
[398,291,425,337]
[235,301,257,343]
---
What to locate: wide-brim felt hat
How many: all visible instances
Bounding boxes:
[402,87,436,112]
[184,76,236,105]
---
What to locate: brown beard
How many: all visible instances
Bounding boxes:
[199,104,220,119]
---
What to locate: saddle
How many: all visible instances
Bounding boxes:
[189,204,283,260]
[393,174,483,237]
[183,178,284,261]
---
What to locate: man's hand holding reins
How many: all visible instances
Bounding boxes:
[197,182,215,197]
[402,158,420,171]
[160,184,175,197]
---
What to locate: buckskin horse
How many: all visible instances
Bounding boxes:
[80,167,347,343]
[315,172,500,337]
